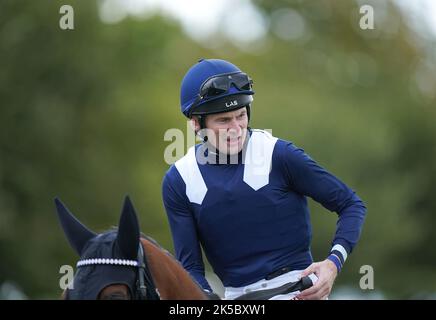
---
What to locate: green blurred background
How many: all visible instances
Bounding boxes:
[1,0,435,299]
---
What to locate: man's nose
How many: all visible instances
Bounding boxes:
[228,118,242,134]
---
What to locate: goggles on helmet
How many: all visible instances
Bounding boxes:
[189,72,253,117]
[198,72,253,99]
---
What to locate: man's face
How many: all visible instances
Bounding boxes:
[194,107,249,155]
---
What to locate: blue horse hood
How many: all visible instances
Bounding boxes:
[66,231,138,299]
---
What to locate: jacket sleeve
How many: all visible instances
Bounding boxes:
[279,141,367,264]
[161,167,212,291]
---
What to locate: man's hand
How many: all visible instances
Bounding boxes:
[295,259,338,300]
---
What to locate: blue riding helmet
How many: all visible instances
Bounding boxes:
[180,59,255,119]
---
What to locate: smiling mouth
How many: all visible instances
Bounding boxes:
[227,137,240,145]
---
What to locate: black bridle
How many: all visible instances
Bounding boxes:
[135,242,160,300]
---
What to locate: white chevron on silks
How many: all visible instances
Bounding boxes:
[243,130,278,191]
[175,130,278,204]
[175,146,208,205]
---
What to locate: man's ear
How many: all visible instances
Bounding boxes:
[190,117,200,133]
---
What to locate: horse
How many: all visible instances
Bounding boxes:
[55,196,210,300]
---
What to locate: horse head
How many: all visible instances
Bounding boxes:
[55,196,206,300]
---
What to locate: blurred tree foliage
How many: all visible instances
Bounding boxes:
[0,0,435,298]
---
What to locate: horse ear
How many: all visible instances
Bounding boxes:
[54,197,96,256]
[116,196,140,260]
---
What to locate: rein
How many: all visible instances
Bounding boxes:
[234,276,313,300]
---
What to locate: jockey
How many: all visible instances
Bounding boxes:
[162,58,367,300]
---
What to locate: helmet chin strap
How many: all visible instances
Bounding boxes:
[194,115,208,142]
[198,115,206,131]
